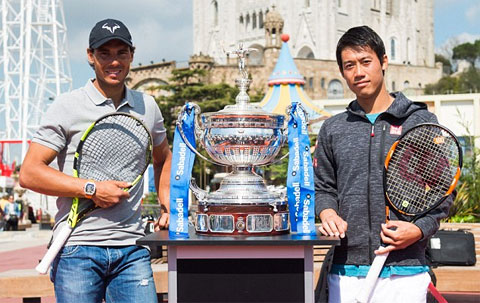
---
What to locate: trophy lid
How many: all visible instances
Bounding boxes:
[202,43,284,120]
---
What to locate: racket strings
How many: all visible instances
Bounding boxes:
[77,114,152,183]
[386,125,460,215]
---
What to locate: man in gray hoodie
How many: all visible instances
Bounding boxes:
[314,26,453,302]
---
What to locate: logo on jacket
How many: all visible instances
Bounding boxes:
[390,125,402,135]
[102,23,120,34]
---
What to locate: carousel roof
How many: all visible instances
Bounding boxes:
[258,34,331,124]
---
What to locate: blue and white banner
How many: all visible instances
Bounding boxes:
[169,103,196,238]
[287,102,316,235]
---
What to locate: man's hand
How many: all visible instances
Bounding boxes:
[318,208,348,238]
[91,180,130,208]
[375,220,423,254]
[154,212,169,231]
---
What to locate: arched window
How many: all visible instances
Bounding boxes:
[404,80,410,89]
[406,37,411,64]
[297,46,315,59]
[259,11,264,28]
[328,79,344,99]
[246,14,250,30]
[390,38,396,61]
[321,78,325,89]
[213,1,218,27]
[252,12,257,29]
[392,81,396,91]
[308,77,314,89]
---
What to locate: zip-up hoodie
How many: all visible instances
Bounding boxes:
[314,92,453,266]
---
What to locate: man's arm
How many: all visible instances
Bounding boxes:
[152,139,172,230]
[314,124,347,238]
[19,143,130,208]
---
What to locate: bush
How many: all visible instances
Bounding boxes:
[448,123,480,222]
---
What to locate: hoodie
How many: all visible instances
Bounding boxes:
[314,92,453,266]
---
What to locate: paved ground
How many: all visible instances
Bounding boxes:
[0,224,55,303]
[0,224,477,303]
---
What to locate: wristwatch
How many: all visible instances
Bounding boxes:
[83,180,96,199]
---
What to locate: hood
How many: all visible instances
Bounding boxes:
[347,92,427,119]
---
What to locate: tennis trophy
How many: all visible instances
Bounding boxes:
[177,44,289,236]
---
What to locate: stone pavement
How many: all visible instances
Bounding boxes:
[0,224,55,303]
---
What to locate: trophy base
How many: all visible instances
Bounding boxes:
[195,204,289,236]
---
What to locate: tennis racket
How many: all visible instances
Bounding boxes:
[356,123,462,303]
[35,112,153,274]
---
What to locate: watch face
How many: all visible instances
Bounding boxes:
[85,182,96,195]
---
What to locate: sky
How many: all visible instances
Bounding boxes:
[434,0,480,56]
[63,0,480,89]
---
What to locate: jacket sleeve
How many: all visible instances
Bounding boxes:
[413,111,455,240]
[314,122,339,216]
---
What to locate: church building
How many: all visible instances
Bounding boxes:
[128,0,443,100]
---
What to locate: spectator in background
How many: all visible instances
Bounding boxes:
[0,195,9,211]
[0,201,5,231]
[27,203,37,224]
[14,193,25,223]
[4,195,19,231]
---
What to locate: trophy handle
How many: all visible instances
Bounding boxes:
[190,178,208,203]
[177,103,229,166]
[260,103,311,166]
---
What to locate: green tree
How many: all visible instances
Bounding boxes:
[424,75,460,94]
[155,69,239,141]
[459,66,480,93]
[452,40,480,67]
[448,119,480,222]
[435,54,452,75]
[424,67,480,94]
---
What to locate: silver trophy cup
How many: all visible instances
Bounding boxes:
[178,44,290,235]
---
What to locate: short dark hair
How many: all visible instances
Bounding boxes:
[336,26,386,73]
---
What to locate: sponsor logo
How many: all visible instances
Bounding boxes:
[390,125,402,135]
[175,143,187,177]
[175,198,185,232]
[102,23,120,34]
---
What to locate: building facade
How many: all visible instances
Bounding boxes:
[128,0,442,101]
[191,0,442,99]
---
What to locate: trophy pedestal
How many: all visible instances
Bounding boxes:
[137,229,340,303]
[195,204,289,236]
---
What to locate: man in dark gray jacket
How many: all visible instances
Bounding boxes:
[314,26,453,302]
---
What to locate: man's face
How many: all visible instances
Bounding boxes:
[340,46,387,99]
[87,39,134,87]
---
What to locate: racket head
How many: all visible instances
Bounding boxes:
[68,113,153,227]
[384,123,462,217]
[74,112,153,185]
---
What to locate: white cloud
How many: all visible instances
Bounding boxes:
[465,2,480,24]
[435,32,480,58]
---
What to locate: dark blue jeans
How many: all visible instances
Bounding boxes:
[51,245,158,303]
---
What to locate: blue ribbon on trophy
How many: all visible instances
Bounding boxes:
[287,102,316,235]
[169,103,197,238]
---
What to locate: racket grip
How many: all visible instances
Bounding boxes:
[355,249,390,303]
[35,225,73,275]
